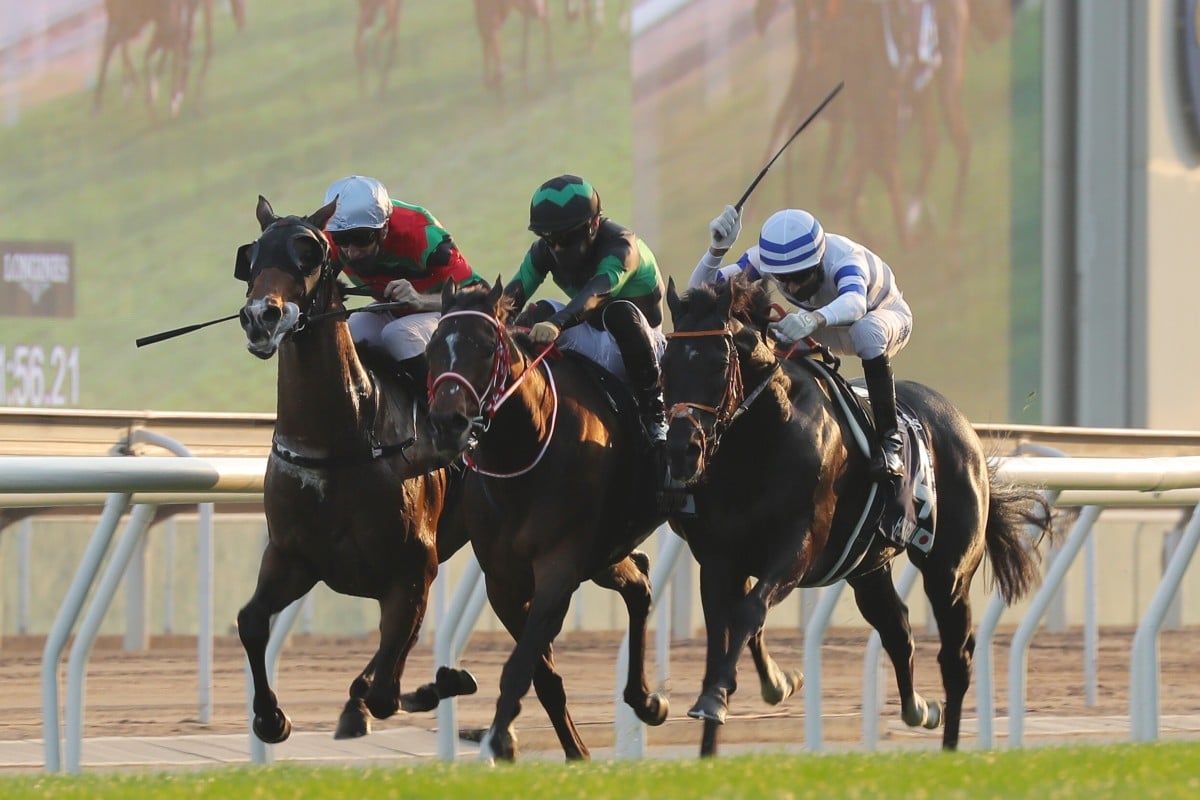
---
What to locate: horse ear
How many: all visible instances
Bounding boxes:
[256,195,277,231]
[717,278,735,321]
[309,197,338,231]
[666,276,682,321]
[441,278,458,311]
[486,278,505,315]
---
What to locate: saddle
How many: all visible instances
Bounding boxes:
[792,351,938,568]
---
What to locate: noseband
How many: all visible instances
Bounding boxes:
[431,309,559,477]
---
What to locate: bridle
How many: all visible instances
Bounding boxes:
[236,215,337,334]
[664,323,779,460]
[430,309,558,478]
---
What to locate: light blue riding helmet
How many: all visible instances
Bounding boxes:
[756,209,826,275]
[324,175,392,232]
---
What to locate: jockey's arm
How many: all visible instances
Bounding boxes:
[546,272,615,330]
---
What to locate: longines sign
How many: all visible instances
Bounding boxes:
[0,242,75,318]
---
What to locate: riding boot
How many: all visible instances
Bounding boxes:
[862,354,904,479]
[397,354,430,412]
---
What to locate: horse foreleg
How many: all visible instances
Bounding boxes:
[530,644,589,760]
[591,551,669,726]
[484,570,574,762]
[688,563,745,745]
[748,627,803,706]
[335,652,379,739]
[363,582,430,721]
[237,543,317,744]
[847,566,943,737]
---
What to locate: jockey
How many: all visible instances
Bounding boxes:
[690,205,912,479]
[504,174,668,452]
[322,175,485,396]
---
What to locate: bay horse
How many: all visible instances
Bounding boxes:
[661,277,1053,755]
[234,195,477,744]
[424,281,668,761]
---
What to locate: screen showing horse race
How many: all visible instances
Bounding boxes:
[0,0,1041,423]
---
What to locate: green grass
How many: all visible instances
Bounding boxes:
[4,743,1200,799]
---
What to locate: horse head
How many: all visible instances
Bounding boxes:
[425,279,513,460]
[236,196,338,359]
[663,276,783,485]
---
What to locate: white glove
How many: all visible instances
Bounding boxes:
[709,204,742,250]
[775,310,821,342]
[530,320,561,345]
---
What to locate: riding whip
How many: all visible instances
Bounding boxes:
[135,286,377,347]
[734,80,844,212]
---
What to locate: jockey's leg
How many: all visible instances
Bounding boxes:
[382,313,440,409]
[603,300,666,447]
[863,354,904,478]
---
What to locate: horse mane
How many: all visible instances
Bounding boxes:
[680,277,776,339]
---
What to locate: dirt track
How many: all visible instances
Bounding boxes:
[3,625,1200,759]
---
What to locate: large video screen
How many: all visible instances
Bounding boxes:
[1,0,1040,422]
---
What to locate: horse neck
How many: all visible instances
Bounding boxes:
[274,321,375,443]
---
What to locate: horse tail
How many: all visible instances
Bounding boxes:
[984,461,1054,605]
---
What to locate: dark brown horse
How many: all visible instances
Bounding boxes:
[661,277,1053,755]
[234,196,476,743]
[354,0,402,97]
[473,0,554,103]
[424,281,668,761]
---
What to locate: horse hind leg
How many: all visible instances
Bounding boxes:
[847,565,944,737]
[591,551,669,726]
[920,560,978,750]
[237,543,318,744]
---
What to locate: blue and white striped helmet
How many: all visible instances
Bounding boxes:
[756,209,825,275]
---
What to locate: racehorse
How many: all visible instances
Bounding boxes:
[354,0,402,97]
[755,0,978,247]
[473,0,554,104]
[92,0,245,118]
[660,277,1053,755]
[234,195,477,744]
[424,281,668,761]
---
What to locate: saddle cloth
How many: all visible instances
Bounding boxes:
[799,357,938,558]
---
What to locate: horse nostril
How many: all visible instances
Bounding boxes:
[262,305,282,325]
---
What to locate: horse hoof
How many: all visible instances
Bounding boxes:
[436,666,479,698]
[399,684,440,713]
[924,700,944,730]
[252,708,292,744]
[761,669,804,705]
[334,710,370,740]
[687,694,727,725]
[638,692,669,726]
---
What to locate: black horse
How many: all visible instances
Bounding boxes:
[424,281,668,761]
[234,196,476,744]
[661,276,1052,755]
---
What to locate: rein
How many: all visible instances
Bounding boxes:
[431,309,559,478]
